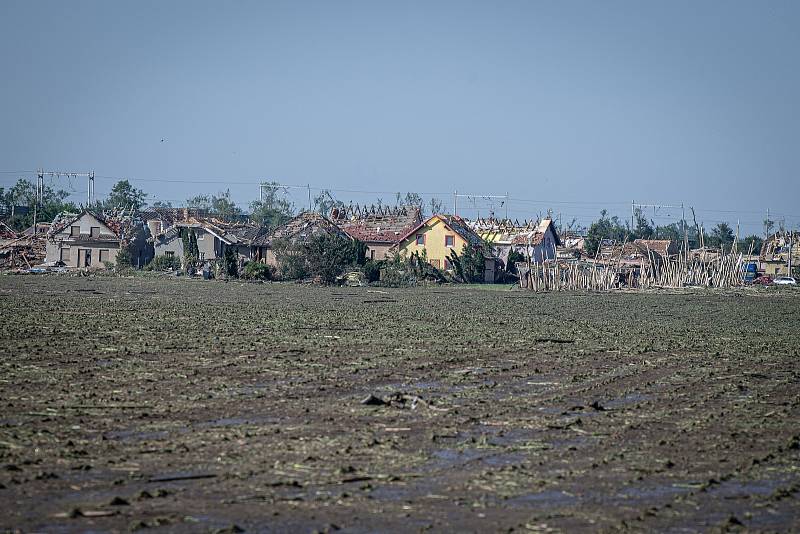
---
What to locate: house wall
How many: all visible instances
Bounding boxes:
[365,243,393,260]
[47,241,120,268]
[195,229,223,260]
[398,217,469,269]
[517,227,559,264]
[154,228,225,262]
[154,234,185,259]
[46,213,121,269]
[763,261,792,276]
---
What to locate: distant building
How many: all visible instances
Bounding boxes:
[510,219,562,264]
[333,205,423,260]
[45,210,152,269]
[760,232,800,276]
[470,217,540,267]
[251,211,351,268]
[395,214,498,282]
[152,218,265,264]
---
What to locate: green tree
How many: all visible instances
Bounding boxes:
[506,248,525,273]
[584,210,629,256]
[249,182,294,229]
[187,190,242,220]
[0,178,77,231]
[103,180,147,213]
[222,246,238,277]
[711,222,735,250]
[429,197,445,216]
[395,192,424,208]
[303,233,358,284]
[739,235,763,254]
[313,190,345,216]
[632,208,655,239]
[449,241,485,283]
[272,238,308,280]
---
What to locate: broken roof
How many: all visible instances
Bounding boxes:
[510,219,562,247]
[400,214,486,248]
[335,205,422,244]
[253,212,349,247]
[156,219,265,246]
[48,210,139,241]
[633,239,677,258]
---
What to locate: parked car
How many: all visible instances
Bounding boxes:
[752,275,773,285]
[773,276,797,285]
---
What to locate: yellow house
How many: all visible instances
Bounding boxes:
[395,214,497,281]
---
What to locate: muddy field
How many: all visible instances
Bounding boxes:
[1,275,799,533]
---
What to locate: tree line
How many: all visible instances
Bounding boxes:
[583,208,765,254]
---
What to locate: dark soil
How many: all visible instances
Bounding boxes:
[1,275,799,532]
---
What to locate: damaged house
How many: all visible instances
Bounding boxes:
[152,217,266,264]
[251,211,351,267]
[395,213,499,282]
[510,218,562,264]
[760,232,799,277]
[332,204,423,260]
[45,210,152,269]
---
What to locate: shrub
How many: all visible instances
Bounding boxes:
[304,233,359,284]
[273,234,358,283]
[363,260,382,283]
[115,247,133,270]
[243,261,274,280]
[223,247,238,278]
[506,248,525,274]
[145,255,182,271]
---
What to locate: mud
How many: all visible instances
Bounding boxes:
[1,275,799,532]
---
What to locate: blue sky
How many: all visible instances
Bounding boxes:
[1,0,798,234]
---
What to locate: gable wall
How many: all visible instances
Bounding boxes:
[398,218,468,268]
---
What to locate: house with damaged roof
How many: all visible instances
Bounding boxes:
[152,218,267,264]
[509,219,562,264]
[45,210,152,269]
[331,204,423,260]
[251,211,352,268]
[394,214,499,282]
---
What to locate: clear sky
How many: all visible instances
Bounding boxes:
[1,0,798,234]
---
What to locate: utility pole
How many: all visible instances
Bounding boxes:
[681,203,688,254]
[453,190,458,216]
[631,200,635,231]
[307,184,312,212]
[33,169,44,235]
[505,192,509,220]
[87,171,95,206]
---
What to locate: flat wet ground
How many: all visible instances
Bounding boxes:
[1,275,799,532]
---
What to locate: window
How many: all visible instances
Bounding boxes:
[70,226,79,237]
[99,250,109,263]
[165,251,175,257]
[200,252,205,260]
[445,235,455,247]
[416,234,425,246]
[444,258,452,270]
[60,248,71,261]
[430,259,441,269]
[90,227,100,238]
